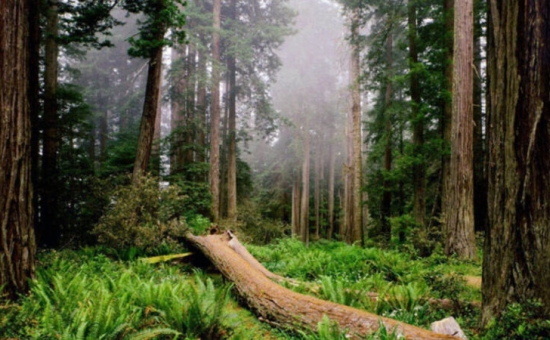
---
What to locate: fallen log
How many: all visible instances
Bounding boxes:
[185,232,460,339]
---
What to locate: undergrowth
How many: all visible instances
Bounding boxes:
[0,250,235,339]
[6,236,546,339]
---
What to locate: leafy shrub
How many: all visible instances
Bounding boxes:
[225,202,290,245]
[484,300,550,340]
[93,174,188,253]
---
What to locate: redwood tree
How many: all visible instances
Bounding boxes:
[209,0,221,221]
[0,0,36,299]
[129,0,185,182]
[444,0,477,260]
[482,0,550,325]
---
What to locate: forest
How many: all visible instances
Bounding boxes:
[1,0,550,339]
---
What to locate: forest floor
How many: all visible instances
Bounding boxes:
[2,237,540,339]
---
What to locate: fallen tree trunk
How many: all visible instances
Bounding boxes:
[185,232,460,339]
[226,232,479,312]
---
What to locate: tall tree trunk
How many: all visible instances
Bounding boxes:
[350,10,364,246]
[291,176,301,237]
[170,46,186,175]
[408,0,425,229]
[0,0,36,299]
[381,31,393,241]
[209,0,222,221]
[196,43,207,167]
[343,118,353,243]
[441,0,454,232]
[482,0,550,325]
[185,44,196,168]
[445,0,476,260]
[328,143,335,240]
[132,29,165,182]
[42,0,59,247]
[300,121,310,246]
[227,0,238,220]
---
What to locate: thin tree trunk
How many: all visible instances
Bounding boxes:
[292,176,301,237]
[441,0,454,231]
[328,143,335,240]
[42,0,60,247]
[170,46,185,175]
[381,31,393,241]
[0,0,36,299]
[196,43,207,167]
[185,44,196,167]
[219,80,230,218]
[314,144,321,239]
[209,0,222,221]
[350,11,363,246]
[482,0,550,325]
[408,0,425,229]
[227,0,238,220]
[445,0,476,260]
[300,120,310,246]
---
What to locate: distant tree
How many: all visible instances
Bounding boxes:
[128,0,185,182]
[0,0,36,299]
[408,0,425,229]
[445,0,476,259]
[209,0,222,221]
[482,0,550,325]
[227,0,238,221]
[350,8,364,246]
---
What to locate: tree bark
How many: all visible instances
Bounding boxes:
[185,232,460,340]
[350,10,363,246]
[381,31,393,241]
[408,0,425,230]
[209,0,222,221]
[441,0,454,234]
[482,0,550,325]
[227,0,238,221]
[185,44,196,168]
[445,0,477,260]
[0,0,36,299]
[132,6,166,183]
[42,0,60,247]
[170,46,186,175]
[196,43,207,167]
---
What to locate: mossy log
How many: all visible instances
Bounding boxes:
[185,232,460,339]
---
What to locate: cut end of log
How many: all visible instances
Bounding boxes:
[431,317,467,339]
